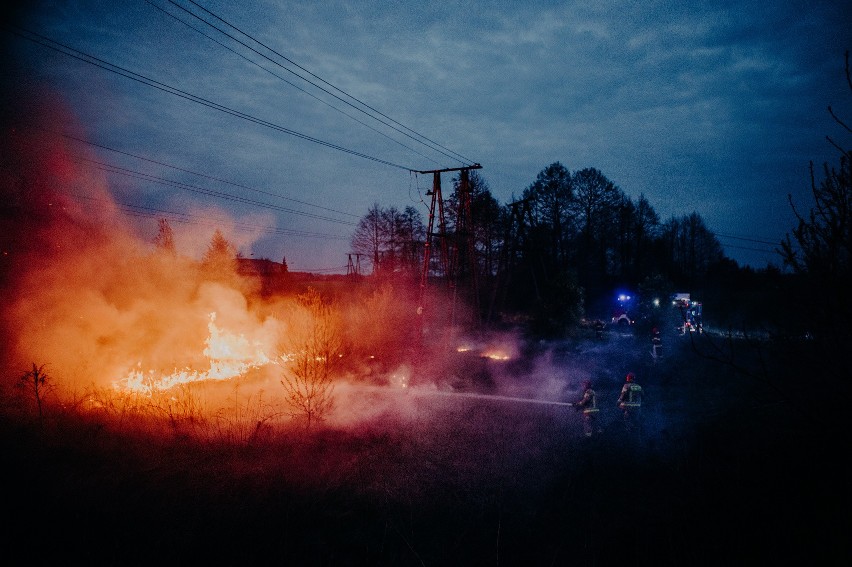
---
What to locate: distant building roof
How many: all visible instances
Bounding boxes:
[236,258,286,277]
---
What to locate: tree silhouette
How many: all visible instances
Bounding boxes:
[154,218,176,255]
[570,167,623,289]
[522,162,574,271]
[780,50,851,346]
[351,203,385,274]
[661,212,724,287]
[201,229,238,277]
[19,363,53,428]
[279,288,341,428]
[351,203,425,278]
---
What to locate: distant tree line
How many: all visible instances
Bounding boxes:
[350,203,425,280]
[350,163,728,334]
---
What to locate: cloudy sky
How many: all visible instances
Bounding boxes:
[3,0,850,272]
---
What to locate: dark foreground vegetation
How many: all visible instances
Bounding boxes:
[3,330,848,566]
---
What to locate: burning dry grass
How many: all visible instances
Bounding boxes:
[2,100,569,444]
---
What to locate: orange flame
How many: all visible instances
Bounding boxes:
[113,312,272,393]
[481,350,511,361]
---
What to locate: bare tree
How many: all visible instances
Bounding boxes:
[782,158,852,277]
[679,51,852,433]
[780,50,851,344]
[351,203,385,274]
[279,288,342,428]
[781,53,851,280]
[351,203,425,278]
[380,205,403,274]
[19,363,53,428]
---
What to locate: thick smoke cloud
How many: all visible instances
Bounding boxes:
[0,85,276,396]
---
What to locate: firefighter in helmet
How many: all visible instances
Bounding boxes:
[617,372,643,432]
[572,379,602,437]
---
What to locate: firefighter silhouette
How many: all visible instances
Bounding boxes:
[617,372,643,433]
[572,379,602,437]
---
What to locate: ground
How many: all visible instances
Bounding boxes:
[2,329,849,566]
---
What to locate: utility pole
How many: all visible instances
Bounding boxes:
[347,253,362,280]
[416,164,482,333]
[417,165,482,300]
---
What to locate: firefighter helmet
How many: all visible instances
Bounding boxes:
[626,372,635,382]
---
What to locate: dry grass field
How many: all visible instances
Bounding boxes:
[2,329,847,566]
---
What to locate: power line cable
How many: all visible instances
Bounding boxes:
[39,127,810,250]
[71,192,349,240]
[65,132,360,218]
[145,0,444,168]
[119,208,346,240]
[75,156,358,226]
[713,232,790,247]
[713,229,804,255]
[20,125,361,220]
[7,24,416,171]
[299,265,349,273]
[719,243,781,254]
[171,0,476,166]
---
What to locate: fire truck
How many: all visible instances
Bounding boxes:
[611,292,636,326]
[672,293,703,333]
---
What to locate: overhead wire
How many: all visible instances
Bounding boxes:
[60,131,360,218]
[71,192,348,240]
[145,0,445,168]
[718,243,782,254]
[170,0,476,167]
[75,156,358,226]
[16,125,361,221]
[39,125,800,255]
[712,230,799,258]
[713,231,792,248]
[5,12,481,272]
[18,117,793,263]
[13,20,787,267]
[10,124,356,257]
[6,24,416,171]
[302,265,350,273]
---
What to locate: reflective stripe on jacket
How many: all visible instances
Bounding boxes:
[578,388,599,414]
[619,383,642,407]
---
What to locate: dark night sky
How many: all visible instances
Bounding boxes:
[3,0,851,271]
